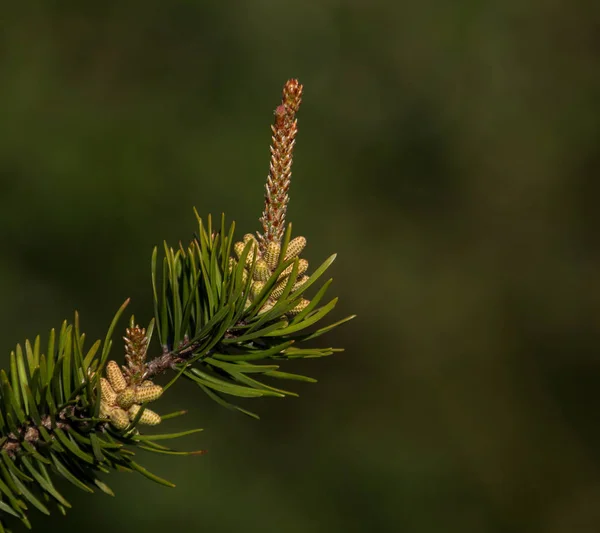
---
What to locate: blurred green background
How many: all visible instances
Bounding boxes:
[2,1,600,532]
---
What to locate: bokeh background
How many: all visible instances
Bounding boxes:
[1,1,600,532]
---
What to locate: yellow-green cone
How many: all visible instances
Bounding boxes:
[116,388,136,410]
[128,405,162,426]
[264,241,281,270]
[278,258,309,282]
[135,384,163,404]
[245,244,257,267]
[258,299,275,315]
[271,278,289,300]
[253,258,271,281]
[284,236,307,260]
[100,378,117,404]
[106,360,127,392]
[293,275,309,292]
[271,274,307,300]
[287,298,310,316]
[250,280,265,300]
[109,407,130,430]
[233,241,244,260]
[296,258,309,277]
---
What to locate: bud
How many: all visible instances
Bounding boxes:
[106,360,127,392]
[283,79,303,114]
[258,80,303,252]
[264,241,281,270]
[116,388,136,410]
[128,405,162,426]
[124,325,148,366]
[253,258,271,281]
[243,233,257,244]
[284,236,307,260]
[135,384,163,403]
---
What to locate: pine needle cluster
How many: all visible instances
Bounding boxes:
[0,80,354,531]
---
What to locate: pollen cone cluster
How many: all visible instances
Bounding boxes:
[231,233,310,316]
[99,324,163,430]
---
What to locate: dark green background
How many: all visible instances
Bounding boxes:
[2,2,600,532]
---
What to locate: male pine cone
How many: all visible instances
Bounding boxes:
[232,234,310,316]
[99,362,163,429]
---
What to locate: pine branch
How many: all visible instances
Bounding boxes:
[0,79,355,531]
